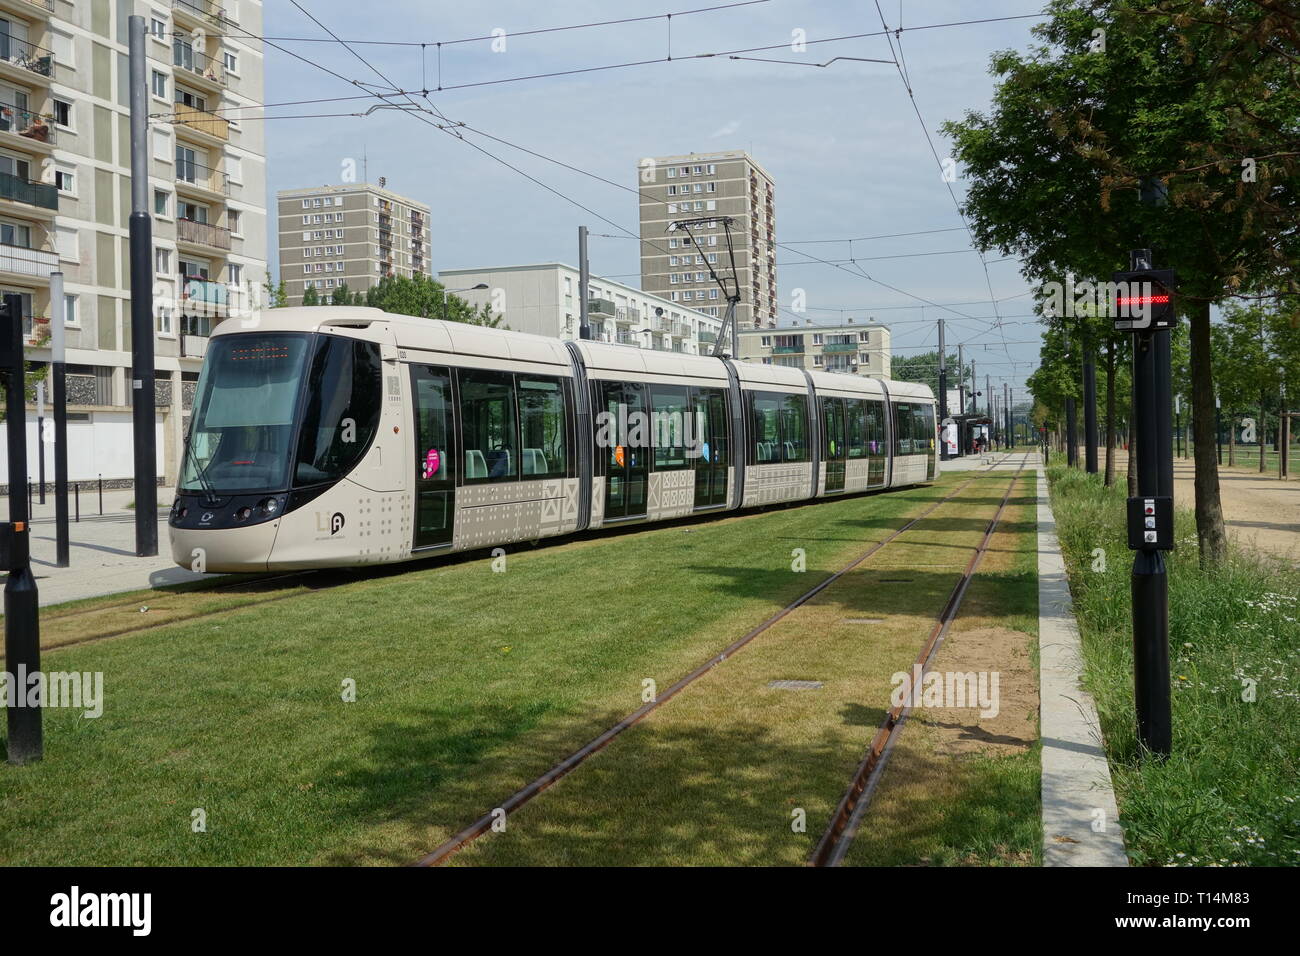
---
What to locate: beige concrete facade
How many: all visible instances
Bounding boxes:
[8,0,267,484]
[277,181,431,307]
[737,320,893,379]
[637,150,776,330]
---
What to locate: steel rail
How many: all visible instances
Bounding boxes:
[414,453,1018,867]
[809,452,1032,867]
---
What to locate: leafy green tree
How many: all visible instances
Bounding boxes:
[262,272,288,309]
[364,274,503,327]
[330,282,352,306]
[943,0,1300,567]
[301,285,320,307]
[891,350,971,401]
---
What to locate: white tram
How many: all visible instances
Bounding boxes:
[169,308,937,572]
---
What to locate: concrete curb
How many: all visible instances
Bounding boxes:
[1037,468,1129,866]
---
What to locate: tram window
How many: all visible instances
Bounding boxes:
[845,399,867,459]
[650,384,690,470]
[893,402,915,456]
[917,404,936,451]
[293,336,383,487]
[412,366,454,484]
[459,369,519,483]
[518,375,569,479]
[780,394,809,462]
[865,400,886,456]
[748,392,781,464]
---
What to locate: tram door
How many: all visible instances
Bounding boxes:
[822,397,847,492]
[410,365,456,548]
[692,387,729,508]
[599,381,648,520]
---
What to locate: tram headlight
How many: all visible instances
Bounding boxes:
[234,506,252,522]
[260,497,280,516]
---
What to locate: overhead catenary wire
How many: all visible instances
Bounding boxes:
[260,4,1041,344]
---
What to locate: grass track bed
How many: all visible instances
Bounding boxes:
[2,478,969,866]
[448,470,1033,866]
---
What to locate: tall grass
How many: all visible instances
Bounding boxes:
[1047,466,1299,866]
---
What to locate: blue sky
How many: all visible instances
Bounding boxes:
[262,0,1051,394]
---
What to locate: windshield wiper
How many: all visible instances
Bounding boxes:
[183,437,219,508]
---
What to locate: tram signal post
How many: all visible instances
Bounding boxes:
[1113,249,1177,758]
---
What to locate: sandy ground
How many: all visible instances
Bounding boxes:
[1106,450,1299,564]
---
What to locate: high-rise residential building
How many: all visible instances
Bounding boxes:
[738,319,892,380]
[8,0,266,484]
[637,150,776,332]
[439,263,724,356]
[276,182,432,307]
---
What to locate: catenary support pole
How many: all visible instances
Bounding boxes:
[577,225,590,341]
[50,271,69,567]
[128,16,157,556]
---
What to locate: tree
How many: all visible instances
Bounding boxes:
[364,274,504,327]
[301,285,320,307]
[262,272,288,309]
[330,282,352,306]
[943,0,1300,567]
[891,350,970,399]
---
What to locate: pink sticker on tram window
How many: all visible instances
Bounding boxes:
[423,447,441,479]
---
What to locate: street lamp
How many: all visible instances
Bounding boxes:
[439,282,489,320]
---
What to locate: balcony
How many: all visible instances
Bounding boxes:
[0,169,57,211]
[0,102,55,147]
[698,330,717,344]
[177,217,231,251]
[172,0,225,28]
[0,33,54,82]
[175,158,231,198]
[173,45,228,90]
[179,276,227,308]
[772,344,804,355]
[823,342,858,354]
[22,314,49,347]
[179,333,208,358]
[0,241,56,278]
[173,102,229,142]
[0,1,54,17]
[587,297,616,318]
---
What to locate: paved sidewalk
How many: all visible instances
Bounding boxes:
[11,487,219,607]
[1036,469,1128,866]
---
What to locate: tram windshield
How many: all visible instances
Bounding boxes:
[180,333,311,494]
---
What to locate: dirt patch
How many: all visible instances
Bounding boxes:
[919,625,1037,758]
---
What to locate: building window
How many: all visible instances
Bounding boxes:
[54,168,75,194]
[228,264,243,286]
[149,17,167,39]
[53,99,72,128]
[64,293,78,327]
[228,209,241,234]
[666,167,676,178]
[222,51,238,74]
[154,248,171,273]
[157,305,173,335]
[151,70,167,99]
[154,190,169,217]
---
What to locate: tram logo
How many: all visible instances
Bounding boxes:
[316,512,347,537]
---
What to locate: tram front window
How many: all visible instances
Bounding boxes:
[181,333,310,494]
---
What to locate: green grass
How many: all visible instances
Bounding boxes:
[0,479,963,865]
[842,475,1043,866]
[1047,466,1300,867]
[450,472,1043,866]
